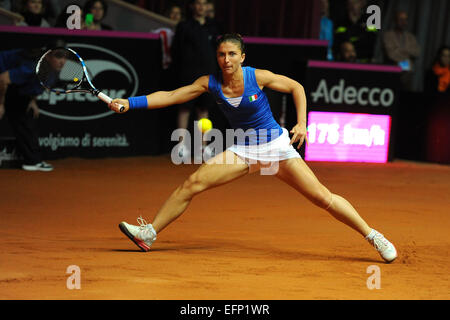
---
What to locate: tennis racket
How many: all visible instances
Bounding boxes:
[35,47,125,112]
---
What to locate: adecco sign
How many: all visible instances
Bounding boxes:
[305,61,401,114]
[304,61,400,162]
[37,43,139,121]
[311,79,394,107]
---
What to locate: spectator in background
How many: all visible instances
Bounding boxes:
[205,0,214,19]
[17,0,50,27]
[171,0,220,160]
[425,45,450,164]
[383,11,420,91]
[319,0,333,61]
[152,4,183,70]
[205,0,223,34]
[83,0,112,30]
[425,46,450,95]
[0,45,57,171]
[167,4,182,24]
[0,0,12,11]
[42,0,61,26]
[337,41,358,63]
[333,0,377,63]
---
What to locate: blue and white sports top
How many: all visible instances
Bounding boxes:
[208,66,283,145]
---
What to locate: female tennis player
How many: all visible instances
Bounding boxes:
[109,34,397,263]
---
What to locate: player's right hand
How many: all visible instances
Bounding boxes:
[109,98,129,113]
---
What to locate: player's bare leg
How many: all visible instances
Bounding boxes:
[275,158,371,236]
[275,158,397,262]
[151,150,249,233]
[120,151,248,251]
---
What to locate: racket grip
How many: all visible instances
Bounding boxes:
[97,92,125,113]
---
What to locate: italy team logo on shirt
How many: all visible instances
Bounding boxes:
[249,94,258,102]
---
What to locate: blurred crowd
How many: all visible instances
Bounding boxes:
[319,0,448,95]
[0,0,448,94]
[0,0,113,30]
[321,0,418,91]
[142,0,449,95]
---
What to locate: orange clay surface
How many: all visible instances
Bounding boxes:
[0,156,449,300]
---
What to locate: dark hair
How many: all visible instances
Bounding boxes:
[83,0,108,17]
[433,45,450,66]
[20,0,46,14]
[216,33,245,54]
[164,3,183,18]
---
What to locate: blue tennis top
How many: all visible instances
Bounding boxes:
[0,49,43,96]
[208,66,283,145]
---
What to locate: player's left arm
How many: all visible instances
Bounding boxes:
[255,69,308,148]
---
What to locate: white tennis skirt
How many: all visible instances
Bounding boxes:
[227,128,301,173]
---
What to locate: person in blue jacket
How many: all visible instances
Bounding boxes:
[109,34,398,263]
[319,0,334,60]
[0,47,53,171]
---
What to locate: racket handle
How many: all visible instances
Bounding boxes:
[97,91,125,113]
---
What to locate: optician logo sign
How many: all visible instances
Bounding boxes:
[311,79,395,108]
[37,43,139,121]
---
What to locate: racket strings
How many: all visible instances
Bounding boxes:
[36,48,85,91]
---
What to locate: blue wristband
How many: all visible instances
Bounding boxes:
[128,96,148,109]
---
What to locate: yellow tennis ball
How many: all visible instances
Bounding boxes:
[198,118,212,133]
[73,77,79,82]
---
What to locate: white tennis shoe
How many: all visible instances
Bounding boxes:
[119,216,157,252]
[22,161,53,172]
[366,229,397,263]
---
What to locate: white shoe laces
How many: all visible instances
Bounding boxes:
[136,216,156,240]
[137,215,148,228]
[370,233,389,251]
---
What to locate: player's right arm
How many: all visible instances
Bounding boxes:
[109,75,209,113]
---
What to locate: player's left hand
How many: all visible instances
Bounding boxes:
[109,98,129,113]
[290,123,309,149]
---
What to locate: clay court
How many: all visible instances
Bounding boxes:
[0,156,449,300]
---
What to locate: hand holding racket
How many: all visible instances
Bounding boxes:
[108,98,129,113]
[35,47,126,113]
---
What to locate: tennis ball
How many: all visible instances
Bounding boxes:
[197,118,212,133]
[73,77,79,82]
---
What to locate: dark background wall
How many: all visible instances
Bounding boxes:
[141,0,321,38]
